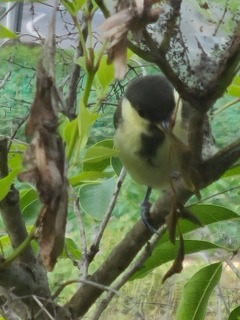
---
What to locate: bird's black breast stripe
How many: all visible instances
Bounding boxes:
[137,124,165,166]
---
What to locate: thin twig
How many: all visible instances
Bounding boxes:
[32,296,55,320]
[74,195,89,277]
[52,278,120,301]
[92,225,167,320]
[88,168,126,262]
[225,257,240,279]
[0,72,11,89]
[213,0,229,36]
[7,115,29,153]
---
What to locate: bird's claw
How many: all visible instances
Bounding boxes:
[141,200,160,234]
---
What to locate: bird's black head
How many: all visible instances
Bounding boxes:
[124,75,175,123]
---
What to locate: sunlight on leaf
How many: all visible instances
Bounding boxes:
[0,23,17,39]
[227,75,240,97]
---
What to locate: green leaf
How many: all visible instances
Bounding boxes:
[63,238,82,260]
[227,84,240,97]
[83,146,118,163]
[0,23,17,39]
[69,171,113,187]
[222,165,240,177]
[131,204,239,280]
[111,156,123,176]
[158,204,239,247]
[0,168,22,201]
[227,75,240,97]
[62,0,86,16]
[83,139,116,172]
[0,234,12,256]
[79,178,116,220]
[96,55,115,91]
[77,104,99,151]
[176,262,222,320]
[20,187,40,216]
[76,56,87,71]
[228,306,240,320]
[131,240,224,280]
[65,104,99,160]
[189,204,239,225]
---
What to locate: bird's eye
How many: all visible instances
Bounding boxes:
[137,109,145,118]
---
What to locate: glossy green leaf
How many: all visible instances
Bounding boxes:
[0,168,22,201]
[0,234,12,256]
[223,165,240,177]
[176,262,222,320]
[228,306,240,320]
[158,204,239,247]
[62,0,86,16]
[131,240,224,280]
[111,156,122,176]
[189,204,239,225]
[131,204,239,280]
[20,188,40,216]
[83,158,111,172]
[69,171,113,187]
[0,24,17,39]
[8,152,24,171]
[227,84,240,97]
[65,104,99,160]
[83,146,118,163]
[79,178,116,220]
[83,139,116,172]
[227,75,240,97]
[97,55,115,90]
[77,104,99,151]
[64,238,82,260]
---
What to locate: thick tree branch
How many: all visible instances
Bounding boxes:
[0,263,46,298]
[199,139,240,186]
[67,137,240,317]
[0,137,34,264]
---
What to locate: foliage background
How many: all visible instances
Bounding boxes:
[0,0,240,319]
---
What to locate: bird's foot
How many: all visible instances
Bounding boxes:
[141,200,159,234]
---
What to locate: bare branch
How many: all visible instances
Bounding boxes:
[74,196,89,277]
[64,0,93,119]
[88,168,126,262]
[0,137,34,264]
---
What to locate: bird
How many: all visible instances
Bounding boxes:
[113,75,200,232]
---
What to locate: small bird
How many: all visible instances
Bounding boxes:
[113,75,193,232]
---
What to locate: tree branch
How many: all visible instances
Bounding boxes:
[0,137,34,264]
[66,137,240,318]
[64,0,93,119]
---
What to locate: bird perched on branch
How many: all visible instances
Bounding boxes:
[114,75,216,232]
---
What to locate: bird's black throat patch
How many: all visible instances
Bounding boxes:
[138,124,165,166]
